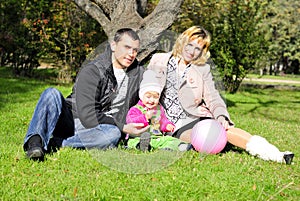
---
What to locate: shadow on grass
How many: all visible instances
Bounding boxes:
[225,86,300,124]
[223,96,236,107]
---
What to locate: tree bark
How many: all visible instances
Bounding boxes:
[73,0,184,62]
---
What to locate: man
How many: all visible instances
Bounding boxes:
[23,28,148,161]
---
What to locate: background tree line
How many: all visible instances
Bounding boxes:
[0,0,299,93]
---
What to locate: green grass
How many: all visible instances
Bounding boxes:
[0,67,299,201]
[246,73,300,81]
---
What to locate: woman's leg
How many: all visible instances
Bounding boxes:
[173,117,211,143]
[174,120,294,164]
[178,129,192,143]
[226,127,252,149]
[227,127,294,164]
[177,126,252,148]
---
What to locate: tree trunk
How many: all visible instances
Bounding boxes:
[73,0,184,62]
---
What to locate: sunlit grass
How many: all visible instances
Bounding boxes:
[0,67,299,200]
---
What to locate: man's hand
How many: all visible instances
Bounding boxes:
[123,123,150,137]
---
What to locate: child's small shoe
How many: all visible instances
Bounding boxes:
[178,143,193,152]
[283,151,294,165]
[137,132,151,152]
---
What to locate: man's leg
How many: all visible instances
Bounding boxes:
[23,88,73,160]
[48,95,75,150]
[62,119,121,149]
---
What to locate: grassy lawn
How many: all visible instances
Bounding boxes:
[0,67,299,201]
[246,73,300,81]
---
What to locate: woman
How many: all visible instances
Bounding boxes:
[147,26,294,164]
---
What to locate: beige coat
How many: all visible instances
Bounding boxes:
[147,52,232,123]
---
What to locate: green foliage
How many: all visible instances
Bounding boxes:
[0,0,41,76]
[258,0,300,74]
[2,0,300,85]
[0,67,299,200]
[23,0,107,81]
[1,0,106,81]
[174,0,269,93]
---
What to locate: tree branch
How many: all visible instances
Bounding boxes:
[73,0,184,61]
[73,0,111,34]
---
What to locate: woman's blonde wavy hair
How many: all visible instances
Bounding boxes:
[172,26,211,65]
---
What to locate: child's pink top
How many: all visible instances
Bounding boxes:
[126,100,175,132]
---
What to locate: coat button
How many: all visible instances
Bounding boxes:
[194,99,200,105]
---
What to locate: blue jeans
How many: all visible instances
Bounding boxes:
[23,88,121,151]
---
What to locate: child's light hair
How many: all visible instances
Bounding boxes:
[172,26,211,65]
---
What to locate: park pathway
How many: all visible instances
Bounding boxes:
[243,78,300,84]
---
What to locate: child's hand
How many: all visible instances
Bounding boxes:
[145,109,154,120]
[166,124,175,132]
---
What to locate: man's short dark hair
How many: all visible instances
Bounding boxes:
[114,28,140,42]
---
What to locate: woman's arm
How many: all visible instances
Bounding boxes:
[201,64,234,127]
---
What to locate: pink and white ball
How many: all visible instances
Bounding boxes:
[191,119,227,154]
